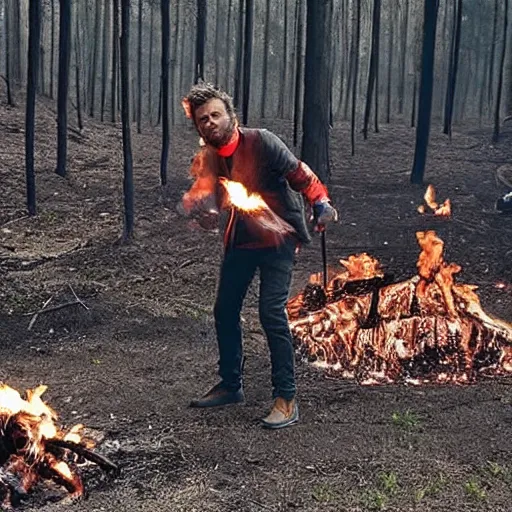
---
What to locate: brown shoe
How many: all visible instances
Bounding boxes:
[261,397,299,429]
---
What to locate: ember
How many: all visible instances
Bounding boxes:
[417,184,451,216]
[287,231,512,384]
[0,383,117,508]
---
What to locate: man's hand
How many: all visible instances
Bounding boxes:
[313,199,338,231]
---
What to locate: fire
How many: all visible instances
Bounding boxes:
[219,177,268,212]
[0,383,115,507]
[287,231,512,384]
[219,178,295,240]
[417,184,451,217]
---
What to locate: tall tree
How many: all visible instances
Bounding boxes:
[488,0,499,110]
[351,0,361,156]
[195,0,206,83]
[89,0,102,117]
[410,0,440,184]
[111,0,119,122]
[397,0,409,114]
[160,0,170,186]
[260,0,271,118]
[50,0,55,99]
[386,2,395,124]
[148,0,155,124]
[293,0,304,147]
[100,0,111,122]
[493,0,509,142]
[137,0,143,133]
[56,0,71,178]
[26,0,42,216]
[242,0,254,125]
[120,0,134,239]
[214,0,222,85]
[362,0,381,140]
[233,0,244,109]
[301,0,332,183]
[74,0,83,130]
[4,0,14,105]
[443,0,463,137]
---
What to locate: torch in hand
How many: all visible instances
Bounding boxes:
[312,199,339,291]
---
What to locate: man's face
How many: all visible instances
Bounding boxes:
[194,98,235,148]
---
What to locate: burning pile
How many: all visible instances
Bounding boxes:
[0,384,117,508]
[287,231,512,384]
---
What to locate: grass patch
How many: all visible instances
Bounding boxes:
[311,483,338,503]
[391,410,421,430]
[414,473,447,503]
[464,478,487,501]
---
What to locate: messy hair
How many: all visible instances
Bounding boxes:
[184,83,236,122]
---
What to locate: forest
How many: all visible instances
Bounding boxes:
[1,0,512,511]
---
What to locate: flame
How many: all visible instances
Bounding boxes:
[418,184,451,217]
[219,178,295,240]
[0,383,95,504]
[219,178,268,212]
[287,232,512,384]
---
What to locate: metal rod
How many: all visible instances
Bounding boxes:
[321,230,328,290]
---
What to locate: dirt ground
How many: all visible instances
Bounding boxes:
[1,97,512,512]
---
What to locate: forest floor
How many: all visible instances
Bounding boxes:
[1,96,512,512]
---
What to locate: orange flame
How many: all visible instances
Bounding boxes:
[0,383,94,502]
[418,184,451,217]
[219,178,295,239]
[287,231,512,384]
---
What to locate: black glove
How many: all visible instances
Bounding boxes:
[313,199,338,231]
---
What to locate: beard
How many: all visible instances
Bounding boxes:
[202,118,236,149]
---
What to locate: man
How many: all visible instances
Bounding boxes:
[181,83,337,429]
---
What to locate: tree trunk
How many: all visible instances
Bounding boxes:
[443,0,462,137]
[26,0,42,216]
[111,0,119,122]
[136,0,142,133]
[74,0,83,130]
[148,0,154,124]
[493,0,509,143]
[50,0,55,99]
[488,0,499,111]
[242,0,254,125]
[56,0,71,178]
[410,0,440,185]
[120,0,134,239]
[351,0,361,156]
[100,0,111,122]
[362,0,381,140]
[170,0,180,126]
[260,0,271,118]
[293,0,304,147]
[195,0,206,83]
[224,0,233,90]
[214,0,222,85]
[39,7,45,96]
[397,0,409,114]
[386,4,394,124]
[277,0,289,119]
[4,0,14,105]
[89,0,101,117]
[233,0,244,110]
[161,0,170,185]
[301,0,332,183]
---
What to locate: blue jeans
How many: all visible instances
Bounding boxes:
[213,241,296,401]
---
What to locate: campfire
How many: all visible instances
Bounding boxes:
[0,383,117,508]
[287,231,512,385]
[417,184,451,216]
